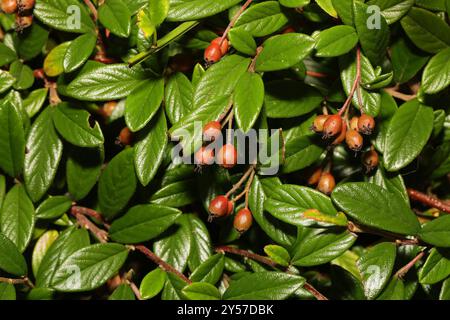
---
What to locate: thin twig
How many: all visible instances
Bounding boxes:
[248,46,263,73]
[303,282,328,301]
[338,47,361,116]
[407,189,450,214]
[384,87,416,101]
[219,0,253,46]
[0,277,34,288]
[395,251,425,279]
[348,221,419,245]
[134,245,192,284]
[126,280,143,300]
[71,206,110,229]
[83,0,98,21]
[306,71,329,78]
[226,165,256,198]
[74,214,109,243]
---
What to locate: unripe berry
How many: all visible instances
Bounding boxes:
[322,115,343,139]
[234,208,253,233]
[311,115,329,133]
[117,127,133,146]
[345,129,364,151]
[217,144,237,169]
[203,121,222,142]
[194,146,215,166]
[308,167,323,186]
[204,43,222,64]
[1,0,17,14]
[209,195,229,218]
[362,149,379,172]
[350,116,359,131]
[317,172,335,195]
[211,37,229,55]
[18,0,34,11]
[331,122,347,146]
[358,114,376,135]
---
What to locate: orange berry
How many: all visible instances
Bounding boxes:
[209,195,229,218]
[345,129,364,151]
[350,116,359,131]
[194,146,215,166]
[317,172,335,195]
[217,144,237,169]
[233,208,253,233]
[322,115,343,139]
[118,127,133,146]
[1,0,17,14]
[18,0,34,11]
[311,115,329,133]
[358,114,375,135]
[211,37,229,55]
[203,121,222,142]
[362,149,379,172]
[15,14,33,29]
[204,43,222,64]
[308,167,323,186]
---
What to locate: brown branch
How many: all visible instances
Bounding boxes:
[226,165,256,198]
[71,206,110,229]
[219,0,253,46]
[215,246,328,300]
[306,71,329,78]
[339,47,361,116]
[126,280,143,300]
[248,46,263,73]
[83,0,98,21]
[407,189,450,214]
[395,251,425,279]
[74,214,109,243]
[384,87,416,101]
[134,245,192,284]
[0,277,34,288]
[348,221,419,245]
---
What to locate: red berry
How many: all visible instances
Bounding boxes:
[33,68,45,79]
[233,208,253,233]
[217,144,237,169]
[322,115,343,139]
[362,149,379,172]
[1,0,17,14]
[317,173,335,195]
[209,195,229,218]
[345,129,364,151]
[204,43,222,64]
[211,37,229,55]
[282,26,295,34]
[117,127,133,146]
[358,114,376,135]
[227,200,234,216]
[194,146,215,166]
[308,167,323,186]
[311,115,328,133]
[203,121,222,142]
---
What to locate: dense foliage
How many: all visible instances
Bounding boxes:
[0,0,449,301]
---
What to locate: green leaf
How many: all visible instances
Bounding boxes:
[0,232,28,276]
[140,268,167,300]
[154,214,193,272]
[440,277,450,300]
[264,245,290,267]
[373,91,397,153]
[36,227,90,287]
[149,0,170,26]
[66,64,148,101]
[264,184,344,227]
[369,166,409,205]
[52,102,104,148]
[24,107,64,203]
[419,248,450,285]
[377,276,405,300]
[353,1,390,66]
[223,272,305,300]
[0,283,16,300]
[384,100,434,172]
[332,0,354,25]
[0,42,17,67]
[109,284,136,300]
[98,0,132,37]
[367,0,414,24]
[170,55,250,153]
[256,33,315,72]
[161,272,187,300]
[125,78,164,132]
[182,282,221,300]
[422,47,450,94]
[228,28,257,56]
[63,33,97,73]
[35,196,72,220]
[51,243,129,292]
[190,253,225,284]
[0,184,35,252]
[234,1,288,37]
[264,80,323,118]
[150,179,196,207]
[282,136,325,173]
[167,0,242,21]
[34,0,95,33]
[109,204,181,243]
[32,230,59,277]
[66,146,104,201]
[186,215,212,271]
[44,41,71,77]
[400,7,450,53]
[357,242,396,299]
[332,182,421,235]
[315,25,358,58]
[98,148,137,219]
[391,38,429,84]
[9,60,34,90]
[164,72,193,125]
[316,0,337,17]
[134,109,167,186]
[0,175,5,209]
[14,23,49,61]
[0,99,25,177]
[280,0,310,8]
[23,88,48,118]
[234,72,264,133]
[0,70,15,94]
[419,215,450,247]
[291,228,357,266]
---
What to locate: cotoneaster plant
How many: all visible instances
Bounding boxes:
[0,0,449,301]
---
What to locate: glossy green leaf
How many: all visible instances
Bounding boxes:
[0,70,15,94]
[150,179,196,207]
[0,42,17,67]
[332,182,421,235]
[357,242,396,299]
[377,276,405,300]
[372,91,397,153]
[44,42,71,77]
[52,102,104,147]
[98,148,137,219]
[419,248,450,285]
[164,72,193,125]
[264,245,290,267]
[9,60,34,90]
[182,282,221,300]
[439,277,450,300]
[0,283,16,300]
[167,0,241,21]
[228,28,257,56]
[109,284,136,300]
[51,243,129,292]
[0,184,35,252]
[234,72,264,133]
[14,24,49,61]
[140,268,167,300]
[149,0,170,26]
[391,38,429,84]
[280,0,310,8]
[367,0,414,24]
[282,136,325,173]
[369,166,408,204]
[419,215,450,247]
[35,196,72,220]
[32,230,59,277]
[384,100,434,172]
[315,25,358,58]
[422,47,450,94]
[256,33,315,72]
[0,232,27,276]
[63,33,97,73]
[23,88,48,118]
[190,253,225,285]
[223,272,305,300]
[98,0,132,37]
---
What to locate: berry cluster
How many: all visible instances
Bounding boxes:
[1,0,35,31]
[204,37,229,64]
[208,195,254,234]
